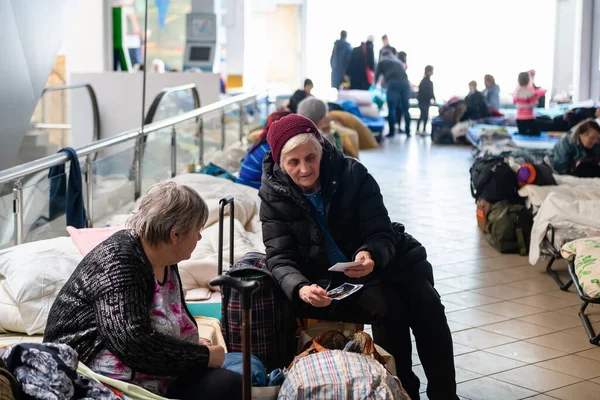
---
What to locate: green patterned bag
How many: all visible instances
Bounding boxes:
[561,237,600,297]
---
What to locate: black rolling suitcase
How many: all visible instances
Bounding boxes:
[210,197,282,400]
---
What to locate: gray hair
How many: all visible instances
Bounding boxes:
[127,181,209,245]
[297,97,328,125]
[280,133,323,170]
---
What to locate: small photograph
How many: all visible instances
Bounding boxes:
[326,283,363,301]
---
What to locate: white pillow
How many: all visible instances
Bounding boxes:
[359,104,380,119]
[0,284,22,333]
[338,90,374,106]
[0,237,82,335]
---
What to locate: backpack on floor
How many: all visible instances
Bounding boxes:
[431,117,454,144]
[470,155,519,203]
[220,252,297,372]
[485,201,533,255]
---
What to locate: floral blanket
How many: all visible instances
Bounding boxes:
[561,237,600,298]
[0,343,118,400]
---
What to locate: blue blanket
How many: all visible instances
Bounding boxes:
[467,124,560,150]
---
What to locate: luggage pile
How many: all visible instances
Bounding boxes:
[432,97,467,144]
[470,155,534,255]
[212,198,408,400]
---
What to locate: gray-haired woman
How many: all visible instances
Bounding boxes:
[45,182,242,399]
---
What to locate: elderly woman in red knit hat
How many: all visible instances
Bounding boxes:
[258,114,458,400]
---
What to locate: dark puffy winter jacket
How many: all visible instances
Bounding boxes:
[346,42,375,91]
[464,90,491,121]
[259,140,433,303]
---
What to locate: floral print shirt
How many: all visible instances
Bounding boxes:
[90,266,198,395]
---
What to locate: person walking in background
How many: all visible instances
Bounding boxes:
[417,65,435,135]
[394,51,409,131]
[346,36,375,91]
[379,34,397,60]
[482,74,500,111]
[330,31,352,89]
[376,50,411,137]
[514,72,540,136]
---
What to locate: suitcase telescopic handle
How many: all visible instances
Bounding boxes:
[210,275,259,309]
[209,275,259,400]
[218,196,235,276]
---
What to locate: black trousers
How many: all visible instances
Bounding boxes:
[517,119,540,136]
[417,103,430,132]
[298,278,458,400]
[166,367,243,400]
[388,80,412,135]
[535,116,569,132]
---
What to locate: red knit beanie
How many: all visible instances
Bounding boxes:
[267,114,323,164]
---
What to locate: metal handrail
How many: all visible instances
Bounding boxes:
[0,90,262,185]
[39,83,101,144]
[134,83,203,197]
[2,87,269,245]
[144,83,201,124]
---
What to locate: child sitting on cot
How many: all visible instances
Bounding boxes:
[513,71,542,136]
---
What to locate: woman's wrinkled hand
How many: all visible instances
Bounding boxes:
[208,345,225,368]
[345,251,375,278]
[299,284,332,307]
[199,337,212,347]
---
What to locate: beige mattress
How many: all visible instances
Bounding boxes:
[0,316,224,349]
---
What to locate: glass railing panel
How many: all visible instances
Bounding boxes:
[140,127,172,194]
[244,99,262,133]
[92,145,136,227]
[0,172,72,245]
[0,90,267,248]
[19,85,99,167]
[223,103,242,149]
[0,183,15,249]
[174,119,201,175]
[199,111,226,166]
[150,89,198,122]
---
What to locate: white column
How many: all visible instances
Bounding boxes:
[61,0,108,77]
[552,0,576,98]
[192,0,217,13]
[224,0,245,87]
[0,0,80,171]
[590,0,600,100]
[572,0,594,102]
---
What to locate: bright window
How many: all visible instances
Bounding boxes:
[306,0,556,103]
[121,0,192,70]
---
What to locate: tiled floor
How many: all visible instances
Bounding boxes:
[2,134,600,399]
[359,136,600,399]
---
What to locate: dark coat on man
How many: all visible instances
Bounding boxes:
[330,39,352,89]
[463,90,490,121]
[346,41,375,91]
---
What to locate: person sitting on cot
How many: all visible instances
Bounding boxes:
[44,182,241,400]
[258,114,458,400]
[553,119,600,177]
